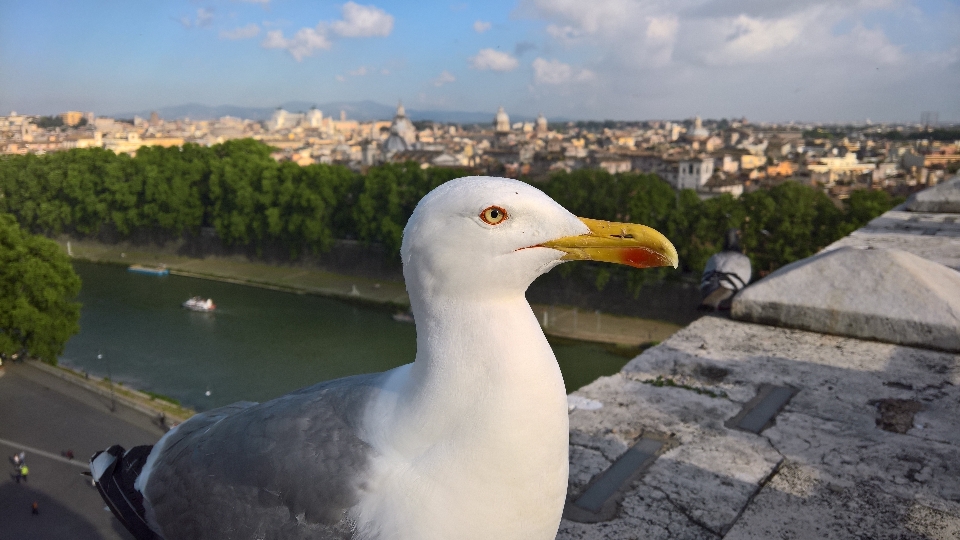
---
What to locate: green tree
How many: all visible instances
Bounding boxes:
[0,214,80,363]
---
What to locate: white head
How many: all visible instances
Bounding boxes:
[400,177,587,301]
[400,176,678,303]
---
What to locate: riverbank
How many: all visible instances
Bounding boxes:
[56,237,684,347]
[26,359,195,424]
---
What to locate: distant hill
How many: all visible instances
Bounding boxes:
[110,101,542,124]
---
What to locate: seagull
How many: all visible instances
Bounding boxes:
[699,228,752,311]
[89,176,678,540]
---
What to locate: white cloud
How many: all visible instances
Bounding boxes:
[178,8,215,28]
[196,8,214,28]
[262,27,332,61]
[262,2,393,60]
[510,0,957,122]
[349,66,369,76]
[236,0,270,5]
[433,70,456,86]
[473,20,492,33]
[469,48,519,71]
[703,13,807,65]
[335,75,346,82]
[532,58,594,84]
[331,2,394,37]
[220,23,261,40]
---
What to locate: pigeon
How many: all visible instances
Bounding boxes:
[90,176,678,540]
[699,228,752,311]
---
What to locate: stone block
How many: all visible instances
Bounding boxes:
[906,175,960,213]
[731,247,960,352]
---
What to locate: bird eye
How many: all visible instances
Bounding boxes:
[480,206,508,225]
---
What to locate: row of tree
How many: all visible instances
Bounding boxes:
[0,139,900,283]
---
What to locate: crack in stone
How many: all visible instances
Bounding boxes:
[644,483,722,538]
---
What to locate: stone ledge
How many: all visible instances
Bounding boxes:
[730,247,960,352]
[559,317,960,539]
[906,174,960,213]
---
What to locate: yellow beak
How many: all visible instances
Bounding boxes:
[538,218,679,270]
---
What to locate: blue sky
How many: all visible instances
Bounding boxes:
[1,0,958,122]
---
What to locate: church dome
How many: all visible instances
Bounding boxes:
[536,113,547,132]
[391,101,416,144]
[383,130,409,154]
[494,106,510,133]
[689,115,709,141]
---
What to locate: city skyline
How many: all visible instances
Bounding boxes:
[1,0,958,123]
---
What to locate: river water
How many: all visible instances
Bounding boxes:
[60,261,635,411]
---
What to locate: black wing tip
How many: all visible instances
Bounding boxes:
[91,444,160,540]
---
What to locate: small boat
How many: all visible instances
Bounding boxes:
[183,297,216,312]
[392,311,414,324]
[128,264,169,276]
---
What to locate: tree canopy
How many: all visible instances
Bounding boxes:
[0,213,81,363]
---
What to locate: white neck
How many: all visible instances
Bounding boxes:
[357,291,570,540]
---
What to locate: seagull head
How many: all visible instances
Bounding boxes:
[401,176,678,301]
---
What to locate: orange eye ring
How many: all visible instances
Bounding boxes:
[480,206,508,225]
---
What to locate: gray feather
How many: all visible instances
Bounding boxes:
[144,373,385,540]
[701,251,752,293]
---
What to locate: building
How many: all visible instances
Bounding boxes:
[390,102,416,145]
[700,175,745,198]
[59,111,85,126]
[675,157,715,190]
[306,108,323,128]
[592,153,632,174]
[806,154,875,185]
[494,106,510,133]
[535,113,548,136]
[268,108,306,131]
[740,154,765,171]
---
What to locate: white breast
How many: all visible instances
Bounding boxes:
[352,298,569,540]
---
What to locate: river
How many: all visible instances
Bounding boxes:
[60,261,636,411]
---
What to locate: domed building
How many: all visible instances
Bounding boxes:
[494,106,511,133]
[535,113,548,135]
[383,126,410,155]
[688,116,709,142]
[391,101,416,145]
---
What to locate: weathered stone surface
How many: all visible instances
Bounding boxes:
[825,209,960,271]
[906,175,960,213]
[560,316,960,539]
[730,247,960,352]
[623,317,960,447]
[725,461,960,540]
[561,374,782,538]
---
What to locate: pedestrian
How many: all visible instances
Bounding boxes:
[19,464,28,483]
[31,501,39,516]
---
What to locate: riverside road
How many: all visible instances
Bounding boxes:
[0,361,162,540]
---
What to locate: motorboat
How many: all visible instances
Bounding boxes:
[183,297,216,312]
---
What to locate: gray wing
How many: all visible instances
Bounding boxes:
[144,373,385,540]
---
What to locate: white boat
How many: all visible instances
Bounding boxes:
[183,297,216,312]
[392,311,414,323]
